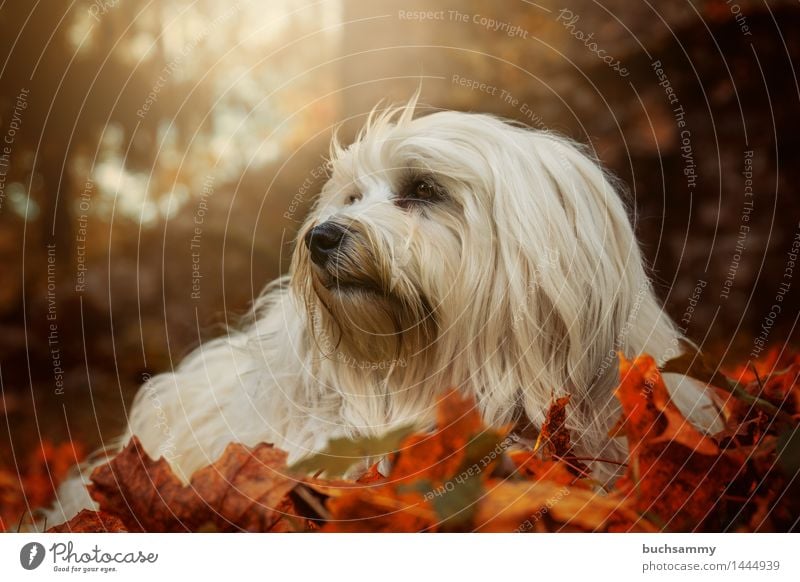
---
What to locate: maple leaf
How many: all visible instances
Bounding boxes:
[473,480,656,533]
[191,442,300,532]
[90,437,302,532]
[613,354,741,531]
[48,509,128,533]
[616,354,720,456]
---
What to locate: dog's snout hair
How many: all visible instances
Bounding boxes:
[44,96,724,527]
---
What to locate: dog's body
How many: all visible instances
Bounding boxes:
[48,102,722,525]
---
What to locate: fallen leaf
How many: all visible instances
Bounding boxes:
[613,355,741,530]
[616,354,720,456]
[48,509,128,533]
[536,395,590,477]
[474,480,656,533]
[289,424,416,478]
[90,438,303,532]
[508,451,590,487]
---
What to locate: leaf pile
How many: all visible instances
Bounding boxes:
[41,350,800,532]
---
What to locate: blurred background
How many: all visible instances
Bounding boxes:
[0,0,798,480]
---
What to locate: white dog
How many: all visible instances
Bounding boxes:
[48,98,721,525]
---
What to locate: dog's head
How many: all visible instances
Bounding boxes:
[291,98,670,431]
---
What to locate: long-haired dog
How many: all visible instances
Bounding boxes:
[48,98,722,525]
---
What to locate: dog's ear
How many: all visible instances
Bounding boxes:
[470,127,678,467]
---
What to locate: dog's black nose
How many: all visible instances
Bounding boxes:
[304,222,347,266]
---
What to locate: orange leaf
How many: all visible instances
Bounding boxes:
[508,450,589,488]
[615,354,719,456]
[474,480,656,533]
[389,389,485,483]
[323,487,435,532]
[613,355,741,530]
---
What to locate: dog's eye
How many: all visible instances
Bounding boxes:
[414,180,434,199]
[398,177,444,208]
[345,193,360,205]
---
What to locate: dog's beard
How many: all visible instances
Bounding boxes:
[292,228,437,368]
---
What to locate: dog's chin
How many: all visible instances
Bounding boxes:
[324,279,386,299]
[311,267,388,303]
[307,267,436,365]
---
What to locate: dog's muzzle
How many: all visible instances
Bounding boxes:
[304,221,348,267]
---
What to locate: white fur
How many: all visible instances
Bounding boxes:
[45,99,722,526]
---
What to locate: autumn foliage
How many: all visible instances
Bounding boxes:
[0,441,85,532]
[2,349,798,533]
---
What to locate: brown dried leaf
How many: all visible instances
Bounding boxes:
[48,509,128,533]
[90,437,301,532]
[474,480,656,533]
[537,395,590,477]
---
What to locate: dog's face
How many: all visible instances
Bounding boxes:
[291,105,646,404]
[292,109,501,367]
